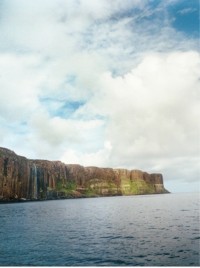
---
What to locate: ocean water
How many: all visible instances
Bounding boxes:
[0,193,199,266]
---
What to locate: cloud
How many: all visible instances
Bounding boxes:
[177,8,197,15]
[60,140,112,167]
[0,0,199,192]
[72,51,200,183]
[30,112,104,146]
[0,53,41,121]
[104,52,200,161]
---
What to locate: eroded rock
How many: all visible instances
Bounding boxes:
[0,147,169,201]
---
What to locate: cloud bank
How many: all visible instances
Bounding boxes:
[0,0,199,192]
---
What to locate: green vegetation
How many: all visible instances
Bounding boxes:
[54,176,156,198]
[39,187,46,199]
[88,180,119,196]
[121,178,156,195]
[56,180,76,194]
[130,180,155,194]
[84,188,99,197]
[47,186,53,191]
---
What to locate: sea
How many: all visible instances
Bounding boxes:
[0,193,199,266]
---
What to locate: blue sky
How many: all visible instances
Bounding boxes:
[0,0,199,193]
[168,0,199,37]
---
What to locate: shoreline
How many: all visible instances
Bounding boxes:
[0,191,170,204]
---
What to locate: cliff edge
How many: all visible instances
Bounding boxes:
[0,147,169,201]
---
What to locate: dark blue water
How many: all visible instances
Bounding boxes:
[0,193,199,266]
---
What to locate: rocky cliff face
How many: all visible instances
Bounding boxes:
[0,147,169,201]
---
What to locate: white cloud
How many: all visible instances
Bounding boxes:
[60,140,112,167]
[0,53,41,121]
[30,112,104,146]
[177,8,197,15]
[0,0,199,192]
[76,51,200,179]
[60,50,200,184]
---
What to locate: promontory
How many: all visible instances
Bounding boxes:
[0,147,169,202]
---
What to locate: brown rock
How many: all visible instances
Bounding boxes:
[0,147,169,201]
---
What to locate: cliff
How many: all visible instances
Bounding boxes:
[0,147,169,201]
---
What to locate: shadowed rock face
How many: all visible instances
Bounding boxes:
[0,147,169,201]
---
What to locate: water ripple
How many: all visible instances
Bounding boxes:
[0,193,199,266]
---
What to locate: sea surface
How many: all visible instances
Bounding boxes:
[0,193,199,266]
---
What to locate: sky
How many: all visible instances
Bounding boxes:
[0,0,199,193]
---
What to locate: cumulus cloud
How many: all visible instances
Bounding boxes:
[0,0,199,192]
[0,53,41,121]
[74,51,200,172]
[60,141,112,167]
[59,50,200,192]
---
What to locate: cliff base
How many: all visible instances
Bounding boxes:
[0,147,169,202]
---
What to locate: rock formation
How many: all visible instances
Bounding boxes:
[0,147,169,201]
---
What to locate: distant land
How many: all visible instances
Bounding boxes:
[0,147,169,202]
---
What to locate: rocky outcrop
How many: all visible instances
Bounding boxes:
[0,147,169,201]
